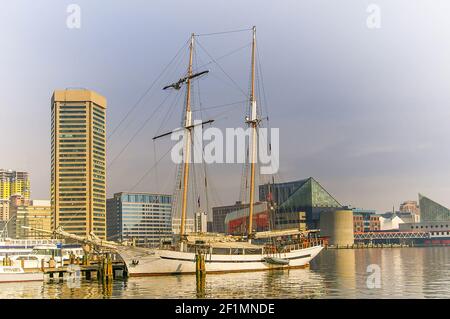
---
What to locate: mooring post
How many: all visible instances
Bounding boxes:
[195,250,206,298]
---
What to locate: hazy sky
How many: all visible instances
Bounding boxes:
[1,0,450,213]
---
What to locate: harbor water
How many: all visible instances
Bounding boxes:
[0,247,448,299]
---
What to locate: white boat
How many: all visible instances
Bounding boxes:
[0,238,61,261]
[10,244,84,268]
[117,240,323,276]
[0,266,43,283]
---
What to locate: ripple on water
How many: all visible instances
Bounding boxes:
[0,247,448,299]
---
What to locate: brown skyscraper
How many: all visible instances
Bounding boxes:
[51,89,107,238]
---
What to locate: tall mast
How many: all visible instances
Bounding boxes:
[247,26,257,241]
[180,33,195,242]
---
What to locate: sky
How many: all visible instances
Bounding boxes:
[1,0,450,213]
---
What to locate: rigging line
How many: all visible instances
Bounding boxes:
[129,145,173,191]
[193,70,212,216]
[256,43,270,129]
[196,39,249,98]
[193,45,205,120]
[191,100,247,112]
[195,42,252,70]
[154,88,184,137]
[194,27,252,37]
[107,39,189,142]
[191,126,212,215]
[107,92,173,169]
[152,141,159,190]
[112,44,189,146]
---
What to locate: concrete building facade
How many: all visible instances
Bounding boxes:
[172,218,195,235]
[320,209,354,246]
[352,208,380,232]
[400,200,420,221]
[8,200,52,239]
[51,89,107,238]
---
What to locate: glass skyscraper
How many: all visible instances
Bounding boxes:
[106,192,172,247]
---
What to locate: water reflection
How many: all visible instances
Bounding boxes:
[0,248,448,298]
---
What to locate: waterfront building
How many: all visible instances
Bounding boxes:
[0,169,30,200]
[7,200,52,239]
[352,208,380,232]
[172,218,195,235]
[399,221,450,245]
[377,211,415,230]
[273,211,306,231]
[419,194,450,222]
[259,177,342,229]
[106,192,172,246]
[194,211,208,233]
[51,89,107,239]
[399,221,450,232]
[224,202,270,235]
[400,200,420,221]
[212,201,247,233]
[319,209,354,246]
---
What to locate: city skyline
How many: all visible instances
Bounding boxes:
[2,1,450,213]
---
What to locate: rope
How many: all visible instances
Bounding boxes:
[194,28,252,37]
[107,40,189,142]
[196,39,248,98]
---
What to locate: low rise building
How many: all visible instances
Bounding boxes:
[224,202,270,235]
[172,218,195,235]
[7,199,52,239]
[352,208,380,232]
[212,201,247,234]
[378,211,415,230]
[400,200,420,221]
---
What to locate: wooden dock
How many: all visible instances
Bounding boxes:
[24,261,127,280]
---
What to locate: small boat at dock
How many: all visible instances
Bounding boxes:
[0,266,44,283]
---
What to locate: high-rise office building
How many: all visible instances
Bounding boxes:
[106,192,172,247]
[51,89,107,238]
[0,169,30,200]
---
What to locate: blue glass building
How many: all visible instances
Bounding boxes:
[106,192,172,247]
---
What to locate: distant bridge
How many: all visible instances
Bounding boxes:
[354,231,430,240]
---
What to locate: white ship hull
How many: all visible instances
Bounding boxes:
[117,245,323,276]
[0,266,44,283]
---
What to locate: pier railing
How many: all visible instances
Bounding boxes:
[354,231,431,240]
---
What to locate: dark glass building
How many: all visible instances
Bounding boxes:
[419,193,450,222]
[259,177,342,229]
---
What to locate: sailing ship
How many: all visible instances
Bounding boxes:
[113,26,324,276]
[28,27,324,276]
